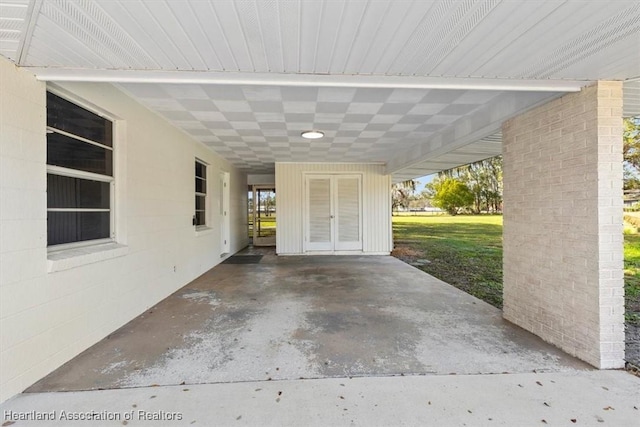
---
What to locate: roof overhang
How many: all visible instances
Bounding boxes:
[1,0,638,180]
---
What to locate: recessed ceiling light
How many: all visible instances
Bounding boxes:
[301,130,324,140]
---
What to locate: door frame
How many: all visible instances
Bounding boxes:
[220,172,230,254]
[303,173,363,253]
[252,185,276,246]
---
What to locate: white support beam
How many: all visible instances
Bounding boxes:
[28,67,589,92]
[16,0,42,64]
[387,91,563,175]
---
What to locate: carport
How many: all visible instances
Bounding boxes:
[1,0,640,412]
[27,250,587,393]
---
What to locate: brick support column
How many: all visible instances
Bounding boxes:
[502,81,624,368]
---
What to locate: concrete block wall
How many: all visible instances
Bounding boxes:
[502,82,624,368]
[0,56,249,402]
[0,59,48,402]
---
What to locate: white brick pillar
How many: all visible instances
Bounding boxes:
[502,81,625,368]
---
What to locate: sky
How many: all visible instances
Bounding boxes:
[414,174,435,193]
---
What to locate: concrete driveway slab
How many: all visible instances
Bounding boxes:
[27,254,588,393]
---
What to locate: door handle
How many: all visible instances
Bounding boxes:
[330,215,334,219]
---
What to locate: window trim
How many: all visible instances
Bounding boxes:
[195,158,209,231]
[47,126,114,152]
[48,238,115,253]
[47,242,129,273]
[46,89,117,250]
[47,164,114,183]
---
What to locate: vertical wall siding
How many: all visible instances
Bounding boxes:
[275,163,391,254]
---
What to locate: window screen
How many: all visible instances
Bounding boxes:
[47,92,113,247]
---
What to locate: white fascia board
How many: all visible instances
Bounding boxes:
[386,91,562,175]
[27,68,589,92]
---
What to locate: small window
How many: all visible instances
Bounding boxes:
[195,160,207,227]
[47,92,114,247]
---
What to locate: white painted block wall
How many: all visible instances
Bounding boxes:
[0,58,249,402]
[502,82,624,368]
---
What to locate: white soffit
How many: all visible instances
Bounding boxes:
[0,0,30,61]
[8,0,640,81]
[393,134,503,183]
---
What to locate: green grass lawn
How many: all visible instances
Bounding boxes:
[624,233,640,324]
[392,215,504,308]
[392,214,640,324]
[247,216,277,238]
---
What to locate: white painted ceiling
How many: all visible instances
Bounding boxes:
[1,0,639,178]
[117,83,555,174]
[4,0,640,80]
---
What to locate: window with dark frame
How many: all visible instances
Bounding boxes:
[195,160,207,227]
[46,92,114,247]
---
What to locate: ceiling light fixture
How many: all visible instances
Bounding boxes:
[301,130,324,140]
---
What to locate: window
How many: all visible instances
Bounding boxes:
[47,92,114,247]
[195,160,207,228]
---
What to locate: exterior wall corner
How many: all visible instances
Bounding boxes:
[502,81,624,368]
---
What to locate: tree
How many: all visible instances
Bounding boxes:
[408,190,431,211]
[425,177,474,215]
[438,156,502,213]
[624,116,640,190]
[392,180,417,213]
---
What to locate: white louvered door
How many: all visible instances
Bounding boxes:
[306,176,333,251]
[335,176,362,250]
[305,174,362,252]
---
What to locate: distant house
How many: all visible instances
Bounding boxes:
[624,190,640,207]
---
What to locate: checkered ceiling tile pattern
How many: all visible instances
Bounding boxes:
[119,84,502,173]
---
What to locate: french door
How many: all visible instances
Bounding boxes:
[304,174,362,252]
